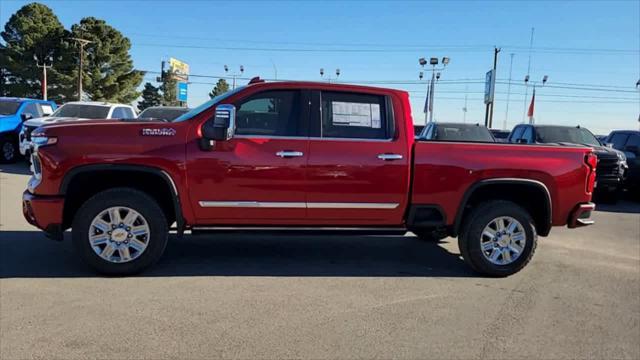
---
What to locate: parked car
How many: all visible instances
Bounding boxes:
[508,124,627,201]
[490,129,511,142]
[604,130,640,194]
[19,101,137,156]
[138,106,190,122]
[23,79,596,277]
[0,97,56,163]
[420,122,495,142]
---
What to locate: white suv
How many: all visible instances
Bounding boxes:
[19,101,137,156]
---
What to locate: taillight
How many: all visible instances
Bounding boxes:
[585,152,597,193]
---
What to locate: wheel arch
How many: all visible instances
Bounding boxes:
[453,178,553,237]
[60,164,185,235]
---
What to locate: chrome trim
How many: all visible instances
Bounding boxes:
[233,134,393,142]
[199,201,306,208]
[307,202,399,209]
[276,151,304,158]
[198,201,399,209]
[377,153,403,160]
[192,226,406,231]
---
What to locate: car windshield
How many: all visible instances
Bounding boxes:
[139,107,190,121]
[0,101,21,115]
[536,126,600,146]
[173,86,246,122]
[435,124,495,142]
[52,104,111,118]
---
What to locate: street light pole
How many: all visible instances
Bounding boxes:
[224,65,244,89]
[419,56,449,124]
[34,54,52,101]
[488,47,501,128]
[320,68,340,83]
[71,38,91,101]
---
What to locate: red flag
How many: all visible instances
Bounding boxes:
[527,88,536,118]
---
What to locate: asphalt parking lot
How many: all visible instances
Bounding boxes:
[1,162,639,360]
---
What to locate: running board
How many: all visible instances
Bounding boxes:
[190,226,408,236]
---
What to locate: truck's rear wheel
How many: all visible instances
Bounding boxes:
[458,200,537,277]
[72,188,168,275]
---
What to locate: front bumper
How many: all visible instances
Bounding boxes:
[568,202,596,228]
[22,190,65,240]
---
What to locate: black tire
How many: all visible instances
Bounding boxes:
[72,187,168,275]
[412,229,446,242]
[458,200,537,277]
[0,136,18,163]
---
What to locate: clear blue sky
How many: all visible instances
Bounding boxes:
[1,0,639,134]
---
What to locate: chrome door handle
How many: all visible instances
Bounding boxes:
[276,151,304,158]
[377,153,403,161]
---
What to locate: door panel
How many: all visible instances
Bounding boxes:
[306,91,410,225]
[186,89,309,224]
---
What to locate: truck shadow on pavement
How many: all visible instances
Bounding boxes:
[0,232,477,278]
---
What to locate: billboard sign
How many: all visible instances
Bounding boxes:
[177,82,188,102]
[484,69,496,105]
[169,58,189,82]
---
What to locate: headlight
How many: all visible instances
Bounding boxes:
[31,135,57,147]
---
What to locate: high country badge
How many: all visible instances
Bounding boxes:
[141,128,176,136]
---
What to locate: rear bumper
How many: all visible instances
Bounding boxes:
[568,202,595,228]
[22,190,65,240]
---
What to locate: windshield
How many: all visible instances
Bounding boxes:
[52,104,111,118]
[139,107,189,121]
[0,101,21,115]
[173,86,246,122]
[536,126,600,146]
[435,124,495,142]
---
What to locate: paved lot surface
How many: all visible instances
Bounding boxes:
[1,162,639,359]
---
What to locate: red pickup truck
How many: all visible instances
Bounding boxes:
[23,79,597,276]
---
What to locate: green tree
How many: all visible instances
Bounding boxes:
[209,78,229,99]
[70,17,143,103]
[160,73,179,106]
[137,82,162,111]
[1,2,74,100]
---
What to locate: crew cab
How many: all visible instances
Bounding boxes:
[23,80,597,277]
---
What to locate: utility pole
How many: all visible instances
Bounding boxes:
[504,53,515,130]
[71,38,91,101]
[488,47,501,128]
[34,54,53,100]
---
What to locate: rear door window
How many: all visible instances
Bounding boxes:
[319,91,391,140]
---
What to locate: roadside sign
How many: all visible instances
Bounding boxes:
[484,70,496,105]
[169,58,189,82]
[177,82,188,102]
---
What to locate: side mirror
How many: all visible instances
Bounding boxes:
[199,104,236,150]
[21,113,33,121]
[604,142,614,148]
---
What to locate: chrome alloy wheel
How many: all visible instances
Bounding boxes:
[88,207,150,263]
[480,216,526,266]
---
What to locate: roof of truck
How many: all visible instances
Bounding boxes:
[245,79,408,95]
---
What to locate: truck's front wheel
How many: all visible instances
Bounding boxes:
[72,188,168,275]
[458,200,537,277]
